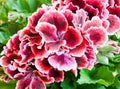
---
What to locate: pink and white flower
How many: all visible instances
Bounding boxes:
[1,0,120,89]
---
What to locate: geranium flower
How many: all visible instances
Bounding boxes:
[107,14,120,35]
[1,0,120,89]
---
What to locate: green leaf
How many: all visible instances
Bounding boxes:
[77,66,115,87]
[115,30,120,38]
[61,72,77,89]
[112,77,120,89]
[0,31,10,44]
[0,6,7,22]
[98,46,116,53]
[37,0,51,5]
[110,54,120,63]
[27,0,37,12]
[0,80,16,89]
[97,53,109,65]
[18,0,31,12]
[49,83,60,89]
[105,53,114,58]
[77,68,97,84]
[76,84,106,89]
[61,77,75,89]
[93,66,115,86]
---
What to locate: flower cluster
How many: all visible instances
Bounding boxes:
[1,0,120,89]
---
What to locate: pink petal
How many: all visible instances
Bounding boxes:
[84,4,99,19]
[0,54,21,67]
[63,3,79,13]
[73,9,87,27]
[85,0,108,8]
[48,68,64,82]
[108,5,120,18]
[85,45,96,69]
[87,27,108,46]
[19,42,34,63]
[37,72,54,83]
[7,34,20,50]
[76,55,88,69]
[64,26,83,49]
[69,40,86,57]
[102,20,109,29]
[16,73,32,89]
[14,73,26,80]
[13,62,27,72]
[33,70,54,84]
[28,33,42,46]
[30,77,46,89]
[3,46,13,55]
[100,6,109,19]
[85,0,109,19]
[83,16,102,31]
[65,0,86,8]
[45,40,66,53]
[19,27,42,46]
[11,34,20,50]
[48,54,77,71]
[71,69,78,77]
[28,8,45,28]
[0,56,11,67]
[35,22,57,42]
[4,67,19,79]
[39,10,68,33]
[63,9,74,26]
[115,0,120,5]
[107,14,120,35]
[31,45,47,59]
[108,0,114,7]
[19,27,32,40]
[35,58,52,74]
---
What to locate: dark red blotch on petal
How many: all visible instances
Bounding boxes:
[64,26,83,48]
[76,55,88,69]
[108,5,120,18]
[87,27,108,46]
[39,10,68,33]
[48,68,64,82]
[65,0,86,8]
[35,58,52,73]
[31,45,46,59]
